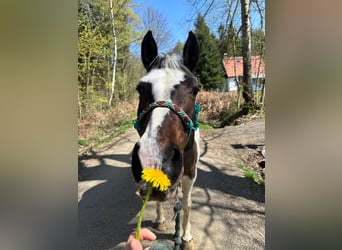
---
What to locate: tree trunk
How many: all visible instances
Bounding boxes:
[78,88,82,118]
[255,55,262,105]
[108,0,117,108]
[232,36,241,109]
[260,78,265,104]
[240,0,255,109]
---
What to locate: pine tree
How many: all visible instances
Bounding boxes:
[171,41,183,55]
[218,23,242,58]
[194,14,225,90]
[251,28,265,56]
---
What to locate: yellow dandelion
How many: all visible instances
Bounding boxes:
[136,168,171,241]
[141,168,171,191]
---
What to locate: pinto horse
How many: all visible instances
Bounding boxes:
[131,30,200,250]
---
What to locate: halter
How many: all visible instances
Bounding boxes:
[133,100,201,146]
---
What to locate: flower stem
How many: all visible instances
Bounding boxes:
[136,186,153,241]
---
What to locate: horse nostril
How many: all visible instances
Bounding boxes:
[139,188,147,197]
[160,192,166,200]
[173,147,181,162]
[138,180,148,194]
[132,143,143,183]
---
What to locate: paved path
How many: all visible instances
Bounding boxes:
[78,119,265,250]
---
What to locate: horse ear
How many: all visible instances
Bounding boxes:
[183,31,200,72]
[141,30,158,71]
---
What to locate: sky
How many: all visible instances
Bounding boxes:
[132,0,265,52]
[133,0,197,48]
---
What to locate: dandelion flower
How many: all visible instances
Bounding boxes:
[136,168,171,241]
[141,168,171,191]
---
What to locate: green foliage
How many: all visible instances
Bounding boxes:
[218,23,242,57]
[238,162,265,187]
[78,139,88,146]
[251,28,265,56]
[217,25,264,57]
[199,121,214,130]
[194,14,225,90]
[244,168,265,186]
[78,0,141,116]
[79,113,135,153]
[171,40,184,55]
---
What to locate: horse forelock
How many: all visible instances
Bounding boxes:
[152,53,183,71]
[140,54,186,101]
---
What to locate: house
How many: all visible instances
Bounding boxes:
[222,54,265,91]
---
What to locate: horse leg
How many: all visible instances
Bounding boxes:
[181,174,196,250]
[155,201,167,231]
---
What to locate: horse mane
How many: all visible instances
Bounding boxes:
[150,53,184,71]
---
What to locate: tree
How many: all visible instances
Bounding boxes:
[251,28,265,104]
[218,23,243,57]
[240,0,255,109]
[171,41,183,55]
[142,5,174,52]
[217,24,226,56]
[78,0,140,114]
[108,0,117,108]
[78,0,111,113]
[194,14,225,90]
[251,28,265,56]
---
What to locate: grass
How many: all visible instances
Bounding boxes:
[244,168,265,186]
[79,118,134,154]
[78,120,133,154]
[78,101,138,154]
[199,121,214,130]
[98,120,132,145]
[238,161,265,187]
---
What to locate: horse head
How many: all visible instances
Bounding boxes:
[131,30,200,202]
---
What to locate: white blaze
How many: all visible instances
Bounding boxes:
[138,56,185,169]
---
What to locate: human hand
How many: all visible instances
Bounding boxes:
[126,228,157,250]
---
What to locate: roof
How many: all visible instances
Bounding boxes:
[222,55,265,78]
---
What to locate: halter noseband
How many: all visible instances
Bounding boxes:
[134,100,201,146]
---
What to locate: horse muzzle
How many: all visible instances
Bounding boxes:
[137,180,177,201]
[131,142,183,201]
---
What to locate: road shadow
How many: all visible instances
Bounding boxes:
[78,151,141,250]
[191,129,265,249]
[196,159,265,203]
[198,133,265,203]
[78,123,265,249]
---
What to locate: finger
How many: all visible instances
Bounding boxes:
[127,228,157,242]
[140,228,157,241]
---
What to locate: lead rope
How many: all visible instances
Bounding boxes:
[149,188,182,250]
[135,102,200,250]
[173,187,182,250]
[184,103,201,146]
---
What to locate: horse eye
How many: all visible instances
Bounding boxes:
[191,87,199,96]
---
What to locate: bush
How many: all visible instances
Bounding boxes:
[197,91,238,127]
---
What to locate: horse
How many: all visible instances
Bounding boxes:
[131,30,200,250]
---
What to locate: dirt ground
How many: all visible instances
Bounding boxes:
[78,119,265,250]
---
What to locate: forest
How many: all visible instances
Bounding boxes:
[78,0,265,150]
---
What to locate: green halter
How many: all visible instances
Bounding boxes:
[133,100,201,146]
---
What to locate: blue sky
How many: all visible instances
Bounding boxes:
[133,0,196,46]
[133,0,265,52]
